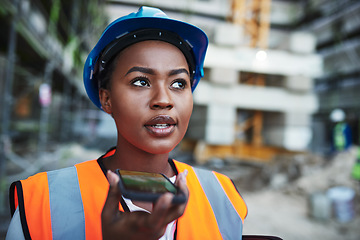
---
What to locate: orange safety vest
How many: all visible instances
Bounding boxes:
[10,150,247,240]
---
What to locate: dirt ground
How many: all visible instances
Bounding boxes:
[242,189,360,240]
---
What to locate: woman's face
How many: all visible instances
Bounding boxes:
[101,40,193,154]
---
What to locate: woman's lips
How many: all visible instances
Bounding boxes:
[144,115,176,137]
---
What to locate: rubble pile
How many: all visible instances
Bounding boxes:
[292,148,359,195]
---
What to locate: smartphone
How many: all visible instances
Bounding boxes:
[116,169,186,204]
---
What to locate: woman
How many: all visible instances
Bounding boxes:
[7,6,247,240]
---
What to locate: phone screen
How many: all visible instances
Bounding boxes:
[119,170,177,194]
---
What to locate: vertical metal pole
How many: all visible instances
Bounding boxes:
[60,81,70,142]
[0,0,19,213]
[38,63,54,156]
[71,0,80,35]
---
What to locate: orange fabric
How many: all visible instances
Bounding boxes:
[12,152,247,240]
[76,160,111,240]
[14,159,120,240]
[174,161,223,240]
[13,186,18,210]
[73,155,126,240]
[75,155,124,240]
[20,172,52,240]
[213,171,248,220]
[103,148,116,158]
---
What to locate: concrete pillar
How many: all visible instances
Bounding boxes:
[205,104,236,145]
[288,31,317,54]
[209,67,239,85]
[264,112,313,151]
[214,22,244,47]
[285,75,314,92]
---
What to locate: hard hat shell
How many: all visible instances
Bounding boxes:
[83,6,208,109]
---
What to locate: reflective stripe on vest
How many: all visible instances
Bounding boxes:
[175,161,246,239]
[48,167,85,240]
[194,168,243,239]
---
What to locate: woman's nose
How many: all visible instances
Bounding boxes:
[150,85,174,110]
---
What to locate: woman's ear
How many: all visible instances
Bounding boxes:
[99,89,112,114]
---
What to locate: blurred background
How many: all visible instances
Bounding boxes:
[0,0,360,239]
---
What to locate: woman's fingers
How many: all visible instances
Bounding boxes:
[175,169,189,198]
[150,192,174,226]
[151,170,189,225]
[173,169,189,216]
[102,170,121,225]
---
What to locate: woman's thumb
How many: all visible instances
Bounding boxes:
[102,170,122,222]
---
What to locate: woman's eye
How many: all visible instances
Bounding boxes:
[171,80,186,89]
[132,78,150,87]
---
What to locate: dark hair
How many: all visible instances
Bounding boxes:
[97,56,118,90]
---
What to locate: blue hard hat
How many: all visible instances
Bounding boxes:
[83,6,208,109]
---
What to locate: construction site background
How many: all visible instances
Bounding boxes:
[1,0,360,239]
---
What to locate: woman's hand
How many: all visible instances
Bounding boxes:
[101,170,189,240]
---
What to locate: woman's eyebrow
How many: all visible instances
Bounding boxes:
[125,66,155,75]
[126,67,189,76]
[169,68,189,76]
